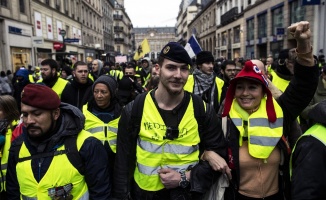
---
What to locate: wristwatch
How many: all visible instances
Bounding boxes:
[179,171,189,188]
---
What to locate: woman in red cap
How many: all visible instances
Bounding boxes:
[202,21,319,200]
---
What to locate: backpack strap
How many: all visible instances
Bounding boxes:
[64,136,85,175]
[191,93,206,134]
[129,92,147,134]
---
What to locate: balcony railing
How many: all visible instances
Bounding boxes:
[114,26,124,32]
[113,14,123,20]
[221,7,239,25]
[114,38,124,43]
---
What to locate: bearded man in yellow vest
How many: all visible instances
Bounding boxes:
[184,51,225,113]
[39,59,69,98]
[113,42,229,200]
[6,84,111,199]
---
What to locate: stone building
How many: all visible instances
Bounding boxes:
[133,27,177,60]
[0,0,33,72]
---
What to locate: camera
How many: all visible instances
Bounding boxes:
[164,127,179,140]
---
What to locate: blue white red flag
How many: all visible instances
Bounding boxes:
[184,35,202,58]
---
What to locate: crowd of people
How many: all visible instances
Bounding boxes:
[0,21,325,200]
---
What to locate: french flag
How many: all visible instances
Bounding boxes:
[184,35,202,58]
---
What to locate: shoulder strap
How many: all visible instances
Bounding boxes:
[64,136,85,175]
[129,92,147,133]
[12,136,24,164]
[191,93,206,133]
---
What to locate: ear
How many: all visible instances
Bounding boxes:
[52,108,60,120]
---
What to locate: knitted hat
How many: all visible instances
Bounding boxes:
[160,42,192,66]
[222,60,276,122]
[196,51,214,65]
[21,84,60,110]
[92,75,117,98]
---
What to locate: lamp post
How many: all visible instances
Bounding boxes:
[59,29,66,67]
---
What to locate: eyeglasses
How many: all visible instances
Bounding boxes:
[76,70,89,74]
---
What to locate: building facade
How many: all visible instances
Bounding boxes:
[103,0,115,62]
[0,0,33,72]
[30,0,85,67]
[81,0,104,63]
[113,0,134,58]
[179,0,318,61]
[134,27,177,60]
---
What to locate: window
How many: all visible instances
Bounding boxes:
[222,31,227,46]
[45,0,50,5]
[257,13,267,38]
[233,26,240,43]
[246,18,254,41]
[64,0,69,12]
[272,6,283,35]
[55,0,60,9]
[290,0,305,25]
[20,0,25,13]
[0,0,7,7]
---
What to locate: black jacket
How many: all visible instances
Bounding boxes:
[291,100,326,200]
[113,91,227,199]
[224,62,319,200]
[6,103,111,199]
[61,77,93,109]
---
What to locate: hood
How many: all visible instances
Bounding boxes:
[59,102,85,134]
[308,100,326,125]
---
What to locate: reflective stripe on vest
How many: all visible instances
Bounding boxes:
[0,127,13,192]
[134,93,201,191]
[229,98,283,159]
[17,130,91,199]
[290,124,326,178]
[184,75,224,104]
[137,161,198,176]
[83,104,120,153]
[50,77,69,98]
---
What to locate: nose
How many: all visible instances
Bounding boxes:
[174,68,182,78]
[25,115,35,124]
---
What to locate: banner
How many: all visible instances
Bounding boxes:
[115,55,127,63]
[46,17,53,39]
[34,12,43,37]
[134,38,150,60]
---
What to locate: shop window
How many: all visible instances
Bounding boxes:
[290,0,305,25]
[0,0,7,7]
[272,6,283,35]
[257,13,267,38]
[246,18,254,41]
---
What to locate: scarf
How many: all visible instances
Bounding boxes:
[193,68,215,107]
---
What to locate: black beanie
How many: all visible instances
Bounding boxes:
[196,51,214,65]
[92,75,117,98]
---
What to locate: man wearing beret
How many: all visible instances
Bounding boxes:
[39,58,69,98]
[6,84,111,199]
[184,51,225,113]
[113,42,228,200]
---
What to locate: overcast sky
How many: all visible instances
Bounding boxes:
[124,0,182,27]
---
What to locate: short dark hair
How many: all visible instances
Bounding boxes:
[41,59,59,71]
[158,55,165,67]
[73,61,88,70]
[221,60,236,70]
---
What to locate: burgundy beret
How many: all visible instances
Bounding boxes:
[21,84,60,110]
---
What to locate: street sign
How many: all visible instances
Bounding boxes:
[59,29,66,37]
[64,38,79,43]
